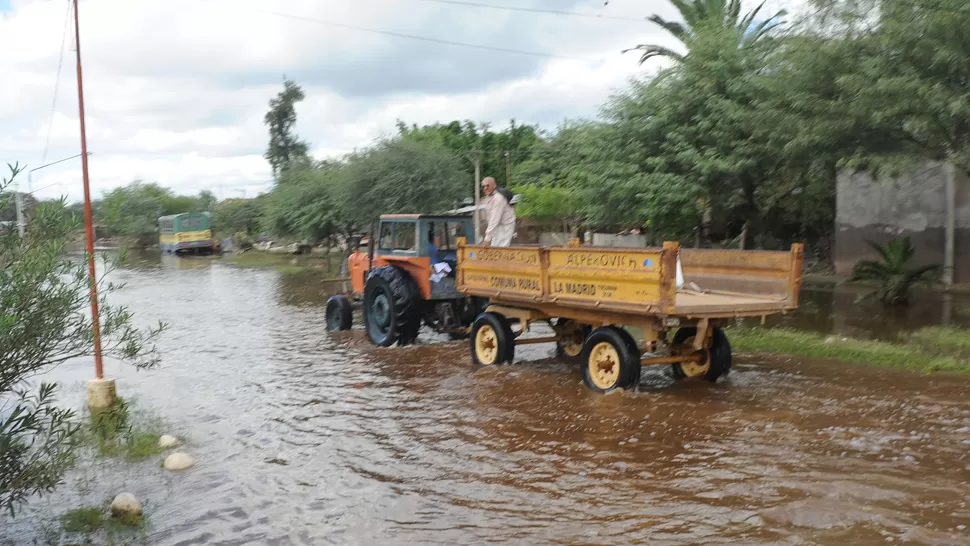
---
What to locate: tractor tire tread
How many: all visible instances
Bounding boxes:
[364,265,421,346]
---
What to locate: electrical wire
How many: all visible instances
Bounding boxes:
[251,7,598,62]
[41,0,73,167]
[397,0,645,23]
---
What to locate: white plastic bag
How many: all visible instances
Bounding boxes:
[676,253,684,289]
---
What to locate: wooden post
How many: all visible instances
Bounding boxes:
[660,241,680,315]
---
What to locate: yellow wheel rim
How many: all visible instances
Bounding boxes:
[561,323,585,357]
[475,324,499,365]
[678,336,711,378]
[588,341,621,390]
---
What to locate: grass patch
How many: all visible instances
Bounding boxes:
[81,398,172,461]
[57,503,148,546]
[729,327,970,374]
[221,251,344,275]
[909,326,970,357]
[60,507,104,534]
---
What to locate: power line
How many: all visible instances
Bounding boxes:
[403,0,646,23]
[251,7,598,62]
[41,0,73,167]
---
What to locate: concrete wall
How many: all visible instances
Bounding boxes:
[538,232,572,246]
[588,233,648,248]
[835,162,970,282]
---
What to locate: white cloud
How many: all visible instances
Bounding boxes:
[1,0,681,202]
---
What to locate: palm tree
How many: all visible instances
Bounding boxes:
[849,237,940,306]
[623,0,787,65]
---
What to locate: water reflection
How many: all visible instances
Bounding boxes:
[771,283,970,340]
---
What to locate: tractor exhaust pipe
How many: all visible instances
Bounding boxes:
[367,219,376,276]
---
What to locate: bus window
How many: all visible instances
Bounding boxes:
[178,215,206,231]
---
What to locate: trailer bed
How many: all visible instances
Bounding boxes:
[456,242,804,320]
[675,290,788,315]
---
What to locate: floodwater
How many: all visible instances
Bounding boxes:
[773,282,970,341]
[3,254,970,545]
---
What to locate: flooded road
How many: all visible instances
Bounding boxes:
[4,256,970,545]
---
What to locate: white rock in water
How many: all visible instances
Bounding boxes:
[158,435,180,449]
[110,493,142,516]
[163,452,196,471]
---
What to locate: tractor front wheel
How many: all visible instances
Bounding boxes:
[325,295,353,331]
[363,266,420,347]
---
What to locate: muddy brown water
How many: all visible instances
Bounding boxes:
[3,255,970,545]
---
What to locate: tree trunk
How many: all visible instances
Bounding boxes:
[740,179,757,250]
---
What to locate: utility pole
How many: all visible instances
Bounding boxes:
[943,163,956,286]
[473,156,481,242]
[505,151,511,188]
[20,154,90,239]
[73,0,111,408]
[15,182,24,237]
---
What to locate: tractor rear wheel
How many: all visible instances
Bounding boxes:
[325,295,353,331]
[363,265,420,347]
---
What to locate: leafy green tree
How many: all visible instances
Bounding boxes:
[809,0,970,176]
[265,79,310,178]
[397,119,544,187]
[213,198,263,237]
[262,167,343,242]
[98,182,212,244]
[98,182,173,241]
[849,237,939,305]
[609,6,798,248]
[336,138,470,228]
[1,164,162,515]
[624,0,787,64]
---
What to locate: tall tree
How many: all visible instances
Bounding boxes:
[197,190,218,212]
[396,119,544,186]
[624,0,787,64]
[809,0,970,175]
[264,79,310,178]
[214,198,263,237]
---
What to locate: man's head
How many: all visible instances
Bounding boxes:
[481,176,496,196]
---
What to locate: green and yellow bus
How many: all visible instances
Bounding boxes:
[159,212,215,254]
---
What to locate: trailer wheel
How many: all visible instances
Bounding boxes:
[582,327,640,393]
[363,265,420,347]
[554,319,591,364]
[617,327,643,386]
[325,295,353,331]
[671,327,732,382]
[470,312,514,367]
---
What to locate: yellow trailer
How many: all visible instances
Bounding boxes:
[456,241,804,392]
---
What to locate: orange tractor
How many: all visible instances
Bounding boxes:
[325,214,488,346]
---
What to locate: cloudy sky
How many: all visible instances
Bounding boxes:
[0,0,791,202]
